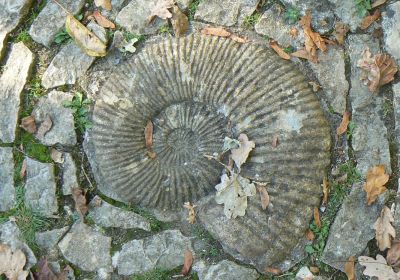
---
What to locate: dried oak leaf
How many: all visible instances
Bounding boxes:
[50,148,64,164]
[171,5,189,37]
[387,240,400,267]
[360,9,381,30]
[314,207,321,228]
[269,40,290,60]
[201,27,231,37]
[148,0,175,23]
[374,206,396,251]
[215,174,256,219]
[36,115,53,139]
[181,249,193,276]
[334,22,349,45]
[183,202,196,224]
[359,254,400,280]
[363,165,389,205]
[231,133,255,170]
[94,0,112,10]
[0,243,29,280]
[257,185,270,210]
[299,12,327,62]
[229,34,249,44]
[344,256,356,280]
[93,11,115,29]
[144,120,154,149]
[336,111,351,135]
[71,187,88,221]
[20,116,37,134]
[291,49,318,63]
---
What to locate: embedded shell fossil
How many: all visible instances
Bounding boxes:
[85,34,331,271]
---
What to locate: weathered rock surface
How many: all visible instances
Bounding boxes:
[328,0,363,32]
[309,47,348,114]
[0,0,32,58]
[24,157,58,217]
[177,0,190,11]
[295,266,314,280]
[58,222,112,272]
[321,185,386,271]
[32,90,76,146]
[195,0,259,26]
[348,34,391,176]
[393,82,400,236]
[62,153,78,195]
[116,230,192,275]
[36,227,69,259]
[0,221,37,268]
[0,147,15,211]
[29,0,85,47]
[116,0,167,35]
[0,42,33,143]
[382,2,400,61]
[193,260,259,280]
[88,196,151,231]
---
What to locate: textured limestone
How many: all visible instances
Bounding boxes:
[35,227,69,259]
[25,157,58,217]
[29,0,85,47]
[61,153,78,195]
[193,260,259,280]
[116,230,192,275]
[394,82,400,236]
[88,196,151,231]
[382,2,400,61]
[58,222,112,272]
[32,90,76,146]
[0,42,34,143]
[328,0,363,32]
[0,147,15,211]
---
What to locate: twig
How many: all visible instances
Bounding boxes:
[203,154,232,173]
[80,153,95,190]
[51,0,70,14]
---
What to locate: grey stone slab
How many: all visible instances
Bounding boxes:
[382,2,400,62]
[29,0,85,47]
[328,0,364,32]
[62,153,78,195]
[321,184,386,271]
[116,0,167,35]
[0,0,32,59]
[58,222,112,272]
[309,47,348,114]
[347,34,391,176]
[116,230,192,275]
[88,196,151,231]
[24,157,58,217]
[32,90,76,146]
[35,226,69,260]
[0,42,34,143]
[177,0,190,11]
[394,82,400,236]
[194,0,259,27]
[193,260,259,280]
[0,147,15,211]
[0,221,36,268]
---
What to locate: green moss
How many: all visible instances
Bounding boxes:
[63,92,93,134]
[54,29,71,44]
[159,24,172,35]
[188,0,202,21]
[123,32,146,43]
[242,13,261,29]
[16,131,51,163]
[27,75,45,103]
[15,30,32,44]
[130,267,198,280]
[355,0,371,17]
[284,6,300,24]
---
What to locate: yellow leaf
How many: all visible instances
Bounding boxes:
[363,165,389,205]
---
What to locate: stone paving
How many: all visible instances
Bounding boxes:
[0,0,400,279]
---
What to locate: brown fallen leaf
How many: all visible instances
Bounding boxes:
[257,185,270,210]
[148,0,175,23]
[375,206,396,251]
[171,5,189,37]
[344,256,356,280]
[144,120,154,149]
[314,207,321,228]
[299,12,327,62]
[71,187,88,222]
[309,266,319,274]
[322,178,330,205]
[272,135,279,148]
[372,27,384,38]
[181,249,193,276]
[20,116,37,134]
[269,40,290,60]
[334,22,349,45]
[359,254,400,279]
[291,49,318,63]
[360,9,381,30]
[371,0,387,9]
[34,257,67,280]
[336,111,351,135]
[305,229,315,240]
[387,240,400,266]
[363,165,389,205]
[231,133,255,170]
[94,0,112,10]
[36,115,53,139]
[183,202,196,224]
[265,267,282,275]
[290,27,298,38]
[20,159,27,179]
[66,14,107,57]
[229,34,249,44]
[375,54,398,88]
[201,27,231,37]
[0,243,29,280]
[50,148,64,164]
[93,10,115,29]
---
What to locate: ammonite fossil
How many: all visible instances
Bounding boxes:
[85,35,331,271]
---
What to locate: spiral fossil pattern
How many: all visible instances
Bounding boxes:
[85,34,331,270]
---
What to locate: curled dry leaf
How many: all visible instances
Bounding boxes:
[148,0,175,22]
[291,49,318,63]
[272,135,279,148]
[344,256,356,280]
[71,187,88,222]
[334,22,349,45]
[144,120,154,149]
[36,115,53,139]
[257,185,270,210]
[20,116,36,134]
[336,111,351,135]
[305,229,315,240]
[201,27,231,37]
[387,240,400,267]
[265,267,282,275]
[181,249,193,276]
[20,159,27,179]
[322,178,330,205]
[299,12,327,62]
[229,34,249,44]
[0,243,29,280]
[363,165,389,205]
[308,81,321,92]
[171,5,189,37]
[374,206,396,251]
[359,254,400,280]
[66,15,107,57]
[50,148,64,164]
[94,0,112,10]
[183,202,196,224]
[231,133,255,170]
[269,40,290,60]
[290,27,298,38]
[314,207,321,228]
[93,11,115,29]
[360,9,381,30]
